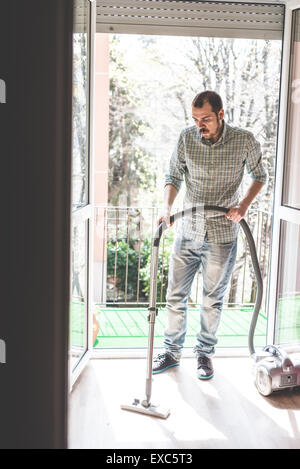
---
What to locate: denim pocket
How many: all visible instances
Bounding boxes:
[173,237,203,254]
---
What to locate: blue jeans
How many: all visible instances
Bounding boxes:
[164,234,238,359]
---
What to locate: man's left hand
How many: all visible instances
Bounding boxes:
[225,204,248,223]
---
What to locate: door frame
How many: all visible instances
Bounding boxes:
[94,0,289,357]
[267,0,300,345]
[69,0,96,390]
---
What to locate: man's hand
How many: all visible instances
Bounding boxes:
[226,181,264,223]
[158,185,178,228]
[157,210,174,228]
[225,203,248,223]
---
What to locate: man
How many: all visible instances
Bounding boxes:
[153,90,267,379]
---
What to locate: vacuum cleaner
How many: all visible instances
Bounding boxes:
[121,205,300,418]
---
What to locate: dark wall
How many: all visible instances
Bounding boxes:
[0,1,73,449]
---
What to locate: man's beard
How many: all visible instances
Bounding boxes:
[200,128,209,138]
[200,121,223,140]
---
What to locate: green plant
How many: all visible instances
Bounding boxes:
[107,232,175,303]
[107,239,151,300]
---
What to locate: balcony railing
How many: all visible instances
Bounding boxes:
[94,206,273,314]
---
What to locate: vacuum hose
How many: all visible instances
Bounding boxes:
[153,205,263,357]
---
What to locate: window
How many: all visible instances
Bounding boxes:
[276,221,300,344]
[283,10,300,210]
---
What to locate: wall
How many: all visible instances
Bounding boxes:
[94,33,110,303]
[0,0,73,449]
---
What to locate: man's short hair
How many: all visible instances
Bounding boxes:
[192,91,223,116]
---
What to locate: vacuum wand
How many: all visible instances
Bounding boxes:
[143,242,159,406]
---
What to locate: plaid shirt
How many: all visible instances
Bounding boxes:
[165,121,267,243]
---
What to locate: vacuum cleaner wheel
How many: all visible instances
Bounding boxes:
[255,365,273,396]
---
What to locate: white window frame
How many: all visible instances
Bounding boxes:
[267,0,300,346]
[69,0,96,390]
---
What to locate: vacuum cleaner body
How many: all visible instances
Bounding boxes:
[254,346,300,396]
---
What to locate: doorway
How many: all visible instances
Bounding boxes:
[68,0,300,451]
[92,32,282,352]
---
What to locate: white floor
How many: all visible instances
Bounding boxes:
[68,356,300,449]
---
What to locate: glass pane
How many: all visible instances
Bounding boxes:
[72,0,90,210]
[276,221,300,344]
[70,221,88,370]
[283,9,300,210]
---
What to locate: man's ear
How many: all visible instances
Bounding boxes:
[218,109,225,121]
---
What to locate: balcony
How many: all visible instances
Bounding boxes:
[71,205,273,350]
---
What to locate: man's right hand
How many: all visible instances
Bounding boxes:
[157,185,178,228]
[157,211,174,228]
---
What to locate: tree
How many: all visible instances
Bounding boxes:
[109,35,156,207]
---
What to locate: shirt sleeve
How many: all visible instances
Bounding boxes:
[164,131,186,191]
[245,133,268,184]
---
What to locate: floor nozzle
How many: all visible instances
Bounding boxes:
[121,398,170,419]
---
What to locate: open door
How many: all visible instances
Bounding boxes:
[69,0,96,388]
[268,2,300,349]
